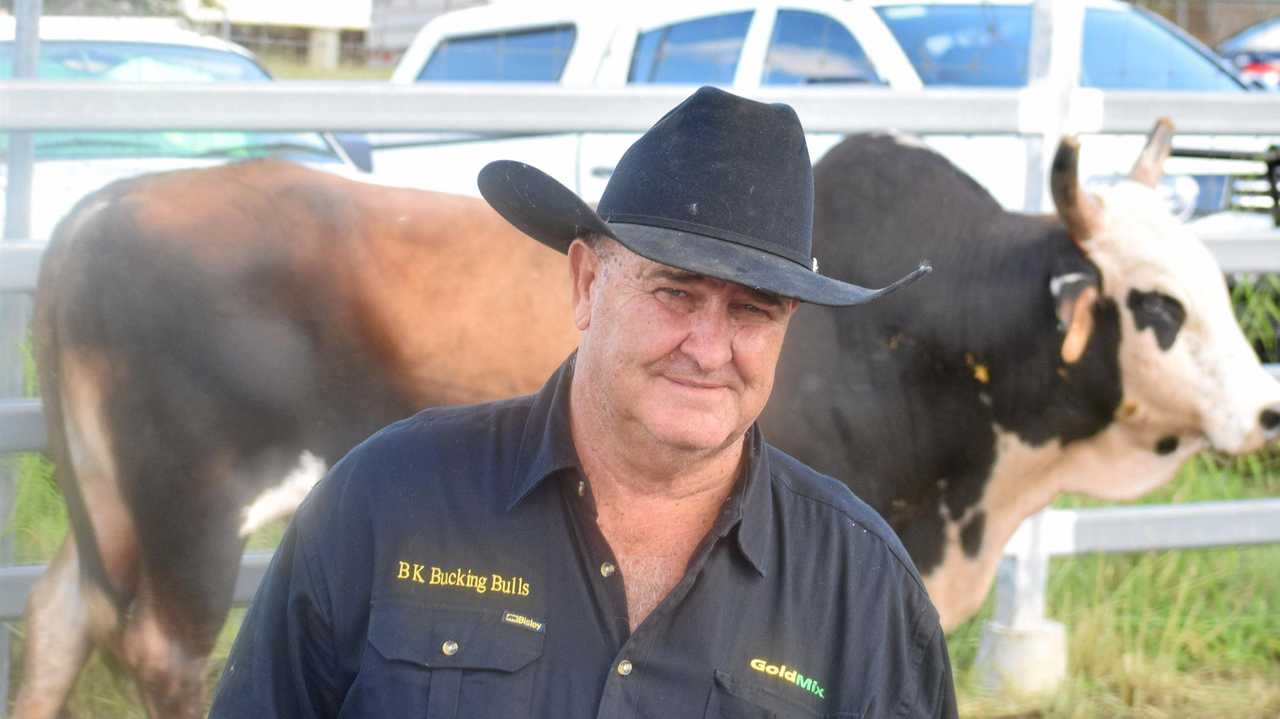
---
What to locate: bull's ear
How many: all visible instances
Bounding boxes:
[1052,272,1099,364]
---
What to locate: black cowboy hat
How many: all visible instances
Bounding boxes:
[478,86,928,306]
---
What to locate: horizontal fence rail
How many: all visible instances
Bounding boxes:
[0,244,44,294]
[4,83,1280,135]
[1004,498,1280,557]
[0,550,274,620]
[0,402,42,456]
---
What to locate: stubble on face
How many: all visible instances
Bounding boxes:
[571,239,795,463]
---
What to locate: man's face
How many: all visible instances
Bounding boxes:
[570,239,799,454]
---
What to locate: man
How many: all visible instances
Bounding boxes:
[211,86,957,718]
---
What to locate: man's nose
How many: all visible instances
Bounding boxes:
[680,306,734,371]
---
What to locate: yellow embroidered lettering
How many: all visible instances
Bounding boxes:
[412,564,425,584]
[397,562,410,580]
[429,566,443,585]
[750,658,767,671]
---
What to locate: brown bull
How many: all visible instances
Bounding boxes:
[21,162,577,718]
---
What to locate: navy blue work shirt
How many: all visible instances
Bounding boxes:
[211,357,957,718]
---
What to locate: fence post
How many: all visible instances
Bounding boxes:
[2,2,42,714]
[975,511,1067,695]
[972,0,1078,698]
[1021,0,1084,214]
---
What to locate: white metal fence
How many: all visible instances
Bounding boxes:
[2,81,1280,701]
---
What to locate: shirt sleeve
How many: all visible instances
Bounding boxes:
[915,621,959,719]
[208,504,343,719]
[881,596,958,719]
[208,447,373,719]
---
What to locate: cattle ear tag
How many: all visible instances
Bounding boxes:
[1051,273,1098,365]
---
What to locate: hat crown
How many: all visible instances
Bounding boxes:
[597,86,814,267]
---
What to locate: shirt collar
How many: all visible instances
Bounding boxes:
[732,425,774,576]
[509,353,774,576]
[510,354,582,510]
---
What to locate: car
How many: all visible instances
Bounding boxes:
[369,0,1272,230]
[1218,15,1280,91]
[0,15,366,241]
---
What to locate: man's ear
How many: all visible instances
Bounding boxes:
[567,239,600,331]
[1051,271,1099,364]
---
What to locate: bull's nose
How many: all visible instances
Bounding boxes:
[1263,406,1280,435]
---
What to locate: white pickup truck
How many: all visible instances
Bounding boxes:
[369,0,1272,227]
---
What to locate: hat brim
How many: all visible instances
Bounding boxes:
[478,160,929,307]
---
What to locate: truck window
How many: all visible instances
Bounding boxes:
[417,25,576,82]
[875,4,1030,86]
[628,11,753,84]
[764,10,882,85]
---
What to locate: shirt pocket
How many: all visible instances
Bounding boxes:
[340,600,545,719]
[704,670,860,719]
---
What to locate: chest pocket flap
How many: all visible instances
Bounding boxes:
[368,600,544,673]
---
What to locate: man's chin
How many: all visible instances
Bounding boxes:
[643,419,743,455]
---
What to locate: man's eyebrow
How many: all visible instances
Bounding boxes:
[743,289,785,308]
[645,267,785,307]
[646,268,703,283]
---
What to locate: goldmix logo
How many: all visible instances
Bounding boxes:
[749,658,826,699]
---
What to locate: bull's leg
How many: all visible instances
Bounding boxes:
[120,590,210,719]
[12,539,93,719]
[120,520,246,719]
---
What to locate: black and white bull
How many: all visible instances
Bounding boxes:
[761,121,1280,628]
[16,123,1280,716]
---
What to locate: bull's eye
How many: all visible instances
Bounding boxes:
[1127,289,1186,351]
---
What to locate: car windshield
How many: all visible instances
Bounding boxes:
[0,40,339,161]
[875,4,1244,90]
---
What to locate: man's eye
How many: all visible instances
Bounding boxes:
[738,303,769,316]
[659,288,688,298]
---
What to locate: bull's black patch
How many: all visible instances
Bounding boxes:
[1155,435,1179,455]
[1262,409,1280,431]
[1127,289,1185,351]
[960,510,985,558]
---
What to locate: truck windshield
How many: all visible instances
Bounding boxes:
[876,4,1244,90]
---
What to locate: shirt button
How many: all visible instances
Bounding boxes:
[617,659,633,676]
[577,480,586,496]
[441,640,459,656]
[600,562,616,578]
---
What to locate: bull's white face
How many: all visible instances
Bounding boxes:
[1082,181,1280,469]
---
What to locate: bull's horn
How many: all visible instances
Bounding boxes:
[1130,117,1175,188]
[1051,135,1103,245]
